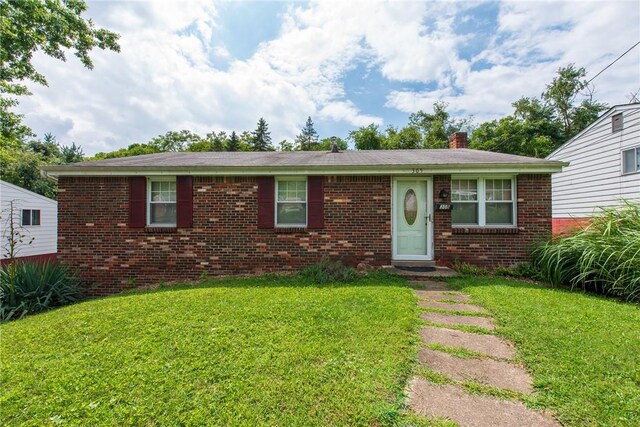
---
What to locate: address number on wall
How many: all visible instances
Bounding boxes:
[411,168,425,174]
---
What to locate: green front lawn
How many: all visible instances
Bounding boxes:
[448,276,640,427]
[1,274,419,426]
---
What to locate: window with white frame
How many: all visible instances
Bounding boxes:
[451,177,516,227]
[21,209,41,226]
[622,147,640,174]
[148,178,177,226]
[276,178,307,227]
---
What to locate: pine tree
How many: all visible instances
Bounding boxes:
[295,116,319,150]
[251,118,273,151]
[227,131,240,152]
[213,131,227,151]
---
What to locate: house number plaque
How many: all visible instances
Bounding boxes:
[435,203,452,210]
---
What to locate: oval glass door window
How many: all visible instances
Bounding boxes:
[404,189,418,225]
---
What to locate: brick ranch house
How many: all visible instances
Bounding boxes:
[42,133,565,295]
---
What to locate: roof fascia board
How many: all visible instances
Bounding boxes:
[42,163,566,177]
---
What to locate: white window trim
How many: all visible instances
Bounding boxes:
[21,209,41,227]
[275,176,308,228]
[621,146,640,175]
[451,176,517,228]
[147,176,177,227]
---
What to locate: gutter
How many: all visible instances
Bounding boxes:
[41,161,567,177]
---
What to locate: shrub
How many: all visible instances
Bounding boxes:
[452,260,490,276]
[301,258,357,285]
[494,263,543,281]
[0,261,81,321]
[533,202,640,302]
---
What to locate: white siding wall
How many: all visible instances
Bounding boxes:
[549,106,640,218]
[0,181,58,259]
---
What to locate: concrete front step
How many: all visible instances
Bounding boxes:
[407,378,559,427]
[419,301,488,313]
[421,312,496,330]
[409,280,451,291]
[415,290,471,302]
[418,348,533,394]
[420,326,515,359]
[385,265,458,278]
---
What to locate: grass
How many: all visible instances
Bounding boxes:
[448,276,640,426]
[0,273,421,426]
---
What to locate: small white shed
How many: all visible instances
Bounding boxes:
[0,180,58,260]
[547,103,640,233]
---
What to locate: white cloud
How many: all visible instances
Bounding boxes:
[386,1,640,122]
[14,0,640,155]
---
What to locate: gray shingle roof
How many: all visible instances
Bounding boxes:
[43,149,564,174]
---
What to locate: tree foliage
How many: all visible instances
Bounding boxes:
[0,0,120,145]
[295,116,319,150]
[408,101,472,148]
[348,124,384,150]
[251,118,273,151]
[471,64,607,158]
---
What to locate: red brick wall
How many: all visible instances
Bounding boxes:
[552,217,591,235]
[433,174,552,267]
[58,174,552,295]
[57,176,392,295]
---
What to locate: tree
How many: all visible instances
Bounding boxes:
[541,64,607,139]
[278,139,294,151]
[471,65,608,158]
[149,130,201,152]
[227,131,240,152]
[93,143,160,160]
[294,116,319,150]
[383,125,422,149]
[348,124,384,150]
[408,102,471,148]
[251,118,273,151]
[1,200,35,260]
[316,137,348,151]
[212,131,228,151]
[60,142,84,163]
[1,0,120,140]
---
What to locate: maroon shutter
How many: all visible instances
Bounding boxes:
[307,176,324,229]
[176,176,193,228]
[257,176,275,229]
[129,177,146,228]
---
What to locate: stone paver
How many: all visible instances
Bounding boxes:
[418,348,533,394]
[415,290,471,302]
[407,378,559,427]
[421,312,496,330]
[419,300,487,313]
[421,326,515,359]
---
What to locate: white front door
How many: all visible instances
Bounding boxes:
[393,178,433,260]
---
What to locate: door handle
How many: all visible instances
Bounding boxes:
[426,214,432,224]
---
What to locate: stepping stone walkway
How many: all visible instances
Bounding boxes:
[406,279,560,427]
[421,312,496,330]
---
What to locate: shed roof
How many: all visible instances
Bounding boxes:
[42,149,565,177]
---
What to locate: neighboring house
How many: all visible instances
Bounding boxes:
[547,103,640,234]
[42,133,564,295]
[0,180,58,262]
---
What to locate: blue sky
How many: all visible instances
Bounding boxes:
[18,0,640,154]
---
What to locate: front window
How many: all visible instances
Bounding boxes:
[485,179,513,225]
[276,178,307,227]
[622,147,640,174]
[148,179,176,226]
[21,209,41,226]
[451,179,478,225]
[451,177,515,227]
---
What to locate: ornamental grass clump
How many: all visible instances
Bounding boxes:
[534,201,640,302]
[0,261,81,321]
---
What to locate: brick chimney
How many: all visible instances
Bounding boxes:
[449,132,468,149]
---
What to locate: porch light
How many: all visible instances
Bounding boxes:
[439,189,450,199]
